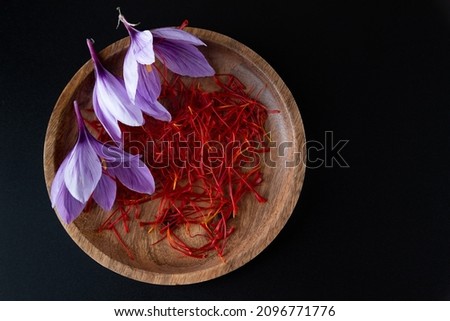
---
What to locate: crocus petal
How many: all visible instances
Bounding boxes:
[152,27,206,46]
[119,15,155,65]
[108,159,155,195]
[87,39,144,129]
[53,183,86,224]
[123,47,139,103]
[63,104,102,203]
[136,93,171,122]
[50,157,69,208]
[131,64,171,121]
[92,173,117,211]
[92,85,122,143]
[137,63,161,102]
[154,40,215,77]
[129,29,155,65]
[94,69,144,127]
[93,141,141,164]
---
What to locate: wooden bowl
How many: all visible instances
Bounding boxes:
[43,28,306,285]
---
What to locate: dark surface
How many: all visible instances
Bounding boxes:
[0,0,449,300]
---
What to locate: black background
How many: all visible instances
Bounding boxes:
[1,0,449,300]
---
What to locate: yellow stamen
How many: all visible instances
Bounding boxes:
[101,158,107,170]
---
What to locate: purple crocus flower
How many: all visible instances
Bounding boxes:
[118,15,171,123]
[118,12,214,121]
[50,101,155,224]
[87,38,145,143]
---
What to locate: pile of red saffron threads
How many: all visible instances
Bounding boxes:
[86,74,277,259]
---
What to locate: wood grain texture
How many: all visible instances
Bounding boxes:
[43,28,306,285]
